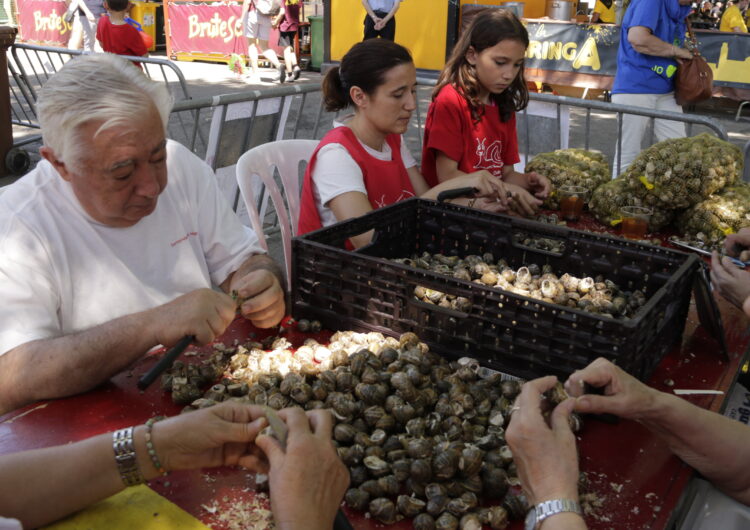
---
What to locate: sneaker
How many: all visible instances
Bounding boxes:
[277,64,286,84]
[292,65,301,81]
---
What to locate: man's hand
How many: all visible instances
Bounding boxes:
[506,376,580,505]
[256,408,349,530]
[711,251,750,310]
[233,269,286,328]
[565,357,659,421]
[149,288,236,347]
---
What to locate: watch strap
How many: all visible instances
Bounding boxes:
[536,498,582,526]
[113,426,145,487]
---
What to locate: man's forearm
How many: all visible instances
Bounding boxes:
[640,392,750,503]
[0,311,160,414]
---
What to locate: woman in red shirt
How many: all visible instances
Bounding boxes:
[297,39,510,248]
[422,9,550,216]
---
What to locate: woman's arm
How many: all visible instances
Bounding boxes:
[327,191,375,249]
[0,403,268,528]
[627,26,694,59]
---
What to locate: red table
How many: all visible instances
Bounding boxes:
[1,266,748,529]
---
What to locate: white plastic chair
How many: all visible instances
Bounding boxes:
[205,97,292,225]
[236,139,318,290]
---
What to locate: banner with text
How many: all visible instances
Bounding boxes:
[17,0,73,46]
[167,2,246,57]
[524,21,750,89]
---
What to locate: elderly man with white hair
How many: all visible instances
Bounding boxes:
[0,54,286,414]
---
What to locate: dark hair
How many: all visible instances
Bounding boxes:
[434,9,529,123]
[322,39,413,112]
[106,0,129,12]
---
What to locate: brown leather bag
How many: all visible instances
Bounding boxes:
[674,18,714,105]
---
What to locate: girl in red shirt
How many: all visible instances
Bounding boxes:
[297,39,510,248]
[422,9,550,216]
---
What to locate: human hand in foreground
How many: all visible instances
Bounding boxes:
[710,251,750,311]
[255,408,350,530]
[151,402,269,475]
[151,288,236,347]
[724,228,750,262]
[233,268,286,329]
[506,376,580,506]
[525,171,551,199]
[564,357,659,421]
[374,19,386,30]
[505,182,543,217]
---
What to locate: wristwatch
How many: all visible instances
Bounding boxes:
[524,499,582,530]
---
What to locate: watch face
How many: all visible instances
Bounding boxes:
[524,507,537,530]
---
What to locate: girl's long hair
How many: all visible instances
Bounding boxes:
[433,9,529,123]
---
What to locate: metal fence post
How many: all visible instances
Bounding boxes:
[0,26,16,175]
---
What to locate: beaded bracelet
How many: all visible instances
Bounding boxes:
[145,416,169,477]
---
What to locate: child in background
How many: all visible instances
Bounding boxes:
[421,9,550,217]
[96,0,148,61]
[273,0,302,81]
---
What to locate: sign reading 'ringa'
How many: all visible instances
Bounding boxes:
[167,2,246,56]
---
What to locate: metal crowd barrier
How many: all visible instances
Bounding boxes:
[8,43,192,135]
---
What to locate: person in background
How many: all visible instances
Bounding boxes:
[720,0,749,31]
[96,0,148,62]
[362,0,401,41]
[297,39,511,249]
[241,0,287,83]
[67,0,106,51]
[507,352,750,529]
[421,9,551,218]
[273,0,302,82]
[609,0,694,176]
[591,0,616,23]
[0,54,285,415]
[0,403,349,530]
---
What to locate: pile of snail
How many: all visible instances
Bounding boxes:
[392,252,647,319]
[162,330,585,529]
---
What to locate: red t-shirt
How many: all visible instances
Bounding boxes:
[421,83,520,188]
[297,127,415,238]
[96,17,148,60]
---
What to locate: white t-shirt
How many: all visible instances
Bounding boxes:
[0,517,21,530]
[312,118,417,227]
[0,140,264,355]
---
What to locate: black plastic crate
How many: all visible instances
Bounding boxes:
[292,199,700,381]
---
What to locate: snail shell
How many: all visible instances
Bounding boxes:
[413,513,437,530]
[369,497,398,525]
[345,488,370,511]
[459,513,482,530]
[397,494,427,517]
[435,511,459,530]
[377,474,400,496]
[363,455,390,477]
